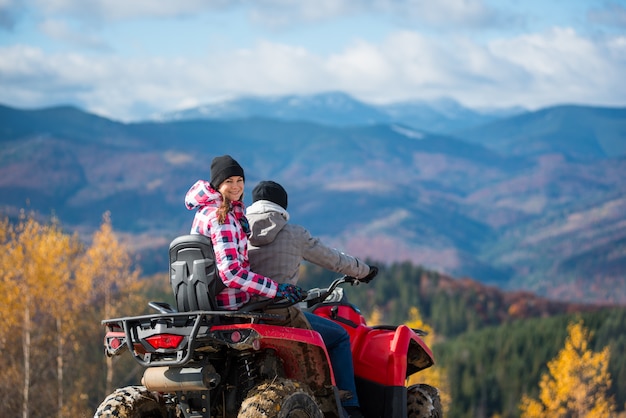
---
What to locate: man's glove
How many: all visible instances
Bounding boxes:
[359,265,378,283]
[276,283,306,303]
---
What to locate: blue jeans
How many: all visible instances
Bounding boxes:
[304,312,360,407]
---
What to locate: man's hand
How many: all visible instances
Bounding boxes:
[359,265,378,283]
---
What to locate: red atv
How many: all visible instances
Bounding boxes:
[95,235,441,418]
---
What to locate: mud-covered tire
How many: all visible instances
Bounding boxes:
[238,378,323,418]
[94,385,167,418]
[407,384,442,418]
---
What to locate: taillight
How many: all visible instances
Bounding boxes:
[109,336,123,349]
[104,331,127,356]
[145,334,184,349]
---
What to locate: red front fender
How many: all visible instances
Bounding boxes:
[312,304,435,386]
[351,324,435,386]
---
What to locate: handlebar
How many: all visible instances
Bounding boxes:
[301,274,369,308]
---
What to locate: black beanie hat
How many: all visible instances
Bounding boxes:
[252,180,288,209]
[210,155,245,189]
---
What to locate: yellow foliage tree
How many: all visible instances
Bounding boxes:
[76,212,141,395]
[405,306,451,414]
[0,217,20,336]
[365,305,383,326]
[520,319,616,418]
[0,213,145,416]
[0,214,83,417]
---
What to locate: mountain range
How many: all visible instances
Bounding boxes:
[1,92,625,304]
[155,91,524,134]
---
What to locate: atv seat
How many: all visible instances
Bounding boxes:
[169,234,225,312]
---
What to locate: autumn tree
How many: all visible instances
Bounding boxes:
[45,223,84,416]
[0,214,83,418]
[0,217,20,336]
[520,319,616,418]
[365,305,383,326]
[76,212,141,397]
[0,213,146,417]
[405,306,451,414]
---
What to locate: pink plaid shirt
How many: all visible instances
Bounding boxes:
[185,180,278,310]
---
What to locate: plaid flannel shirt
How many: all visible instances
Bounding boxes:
[185,180,278,310]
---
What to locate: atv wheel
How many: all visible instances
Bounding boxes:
[94,385,167,418]
[407,384,442,418]
[238,378,323,418]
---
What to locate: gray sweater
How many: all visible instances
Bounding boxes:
[246,200,371,285]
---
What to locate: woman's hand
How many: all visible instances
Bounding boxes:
[276,283,306,303]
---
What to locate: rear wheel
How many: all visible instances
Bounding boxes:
[94,385,167,418]
[238,378,323,418]
[407,384,442,418]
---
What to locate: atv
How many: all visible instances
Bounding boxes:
[94,234,442,417]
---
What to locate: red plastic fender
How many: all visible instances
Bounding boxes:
[311,304,435,386]
[350,324,435,386]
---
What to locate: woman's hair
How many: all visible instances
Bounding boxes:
[216,197,230,224]
[215,190,243,224]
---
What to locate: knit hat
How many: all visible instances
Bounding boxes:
[210,155,245,189]
[252,180,288,209]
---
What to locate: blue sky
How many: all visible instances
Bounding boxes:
[1,0,625,121]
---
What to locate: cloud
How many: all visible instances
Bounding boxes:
[2,24,624,122]
[247,0,360,28]
[1,1,624,120]
[588,2,626,28]
[29,0,228,21]
[372,0,505,29]
[239,0,505,31]
[0,0,25,30]
[324,27,626,110]
[15,0,508,30]
[39,19,111,50]
[488,27,626,107]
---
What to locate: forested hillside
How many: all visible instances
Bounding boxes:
[299,263,611,336]
[437,310,626,417]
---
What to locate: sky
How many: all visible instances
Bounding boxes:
[1,0,625,122]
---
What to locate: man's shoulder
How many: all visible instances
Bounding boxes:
[277,223,313,242]
[284,223,309,234]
